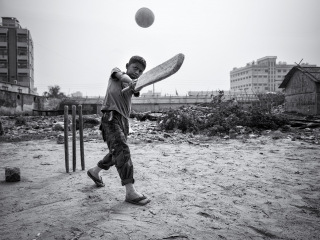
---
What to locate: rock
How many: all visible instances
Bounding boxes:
[229,129,236,139]
[163,133,172,138]
[52,123,64,131]
[158,136,165,141]
[5,167,21,182]
[57,134,64,144]
[281,125,291,132]
[272,130,283,139]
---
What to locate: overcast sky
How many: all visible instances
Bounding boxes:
[1,0,320,96]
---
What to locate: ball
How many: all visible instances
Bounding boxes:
[135,7,155,28]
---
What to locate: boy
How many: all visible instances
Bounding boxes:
[87,56,150,206]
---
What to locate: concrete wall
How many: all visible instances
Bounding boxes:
[0,81,30,94]
[132,96,213,112]
[0,90,43,115]
[284,71,319,115]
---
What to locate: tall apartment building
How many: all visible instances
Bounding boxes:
[0,17,35,94]
[229,56,310,93]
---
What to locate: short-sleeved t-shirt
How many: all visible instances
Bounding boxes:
[101,68,134,119]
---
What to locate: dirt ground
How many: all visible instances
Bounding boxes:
[0,121,320,240]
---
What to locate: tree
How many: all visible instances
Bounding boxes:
[71,91,83,97]
[43,85,66,99]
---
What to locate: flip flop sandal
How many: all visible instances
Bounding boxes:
[87,170,105,187]
[125,195,151,206]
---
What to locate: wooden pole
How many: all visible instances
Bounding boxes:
[78,105,85,170]
[64,106,69,173]
[72,105,76,172]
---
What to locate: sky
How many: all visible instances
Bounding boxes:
[0,0,320,97]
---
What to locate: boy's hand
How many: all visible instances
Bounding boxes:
[129,79,138,90]
[122,79,139,94]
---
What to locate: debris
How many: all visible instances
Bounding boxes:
[163,234,188,239]
[149,209,156,215]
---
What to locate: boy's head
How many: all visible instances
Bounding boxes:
[126,56,146,79]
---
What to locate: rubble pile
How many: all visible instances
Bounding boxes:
[157,103,290,135]
[155,103,320,143]
[0,105,319,145]
[0,115,101,142]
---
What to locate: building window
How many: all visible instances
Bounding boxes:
[18,60,28,68]
[18,73,28,82]
[17,34,28,42]
[18,47,28,56]
[0,34,6,42]
[0,61,7,68]
[0,47,7,56]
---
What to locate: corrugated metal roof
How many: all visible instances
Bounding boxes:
[279,66,320,88]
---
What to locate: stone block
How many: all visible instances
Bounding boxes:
[5,167,21,182]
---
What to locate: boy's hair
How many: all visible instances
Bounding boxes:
[128,56,146,69]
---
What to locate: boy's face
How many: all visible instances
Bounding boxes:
[126,62,145,79]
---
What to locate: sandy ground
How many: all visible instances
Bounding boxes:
[0,126,320,240]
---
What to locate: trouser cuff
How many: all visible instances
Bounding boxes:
[97,161,111,170]
[122,178,135,186]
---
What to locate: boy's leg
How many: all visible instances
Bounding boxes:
[89,112,135,186]
[115,115,150,205]
[87,153,113,187]
[87,113,114,187]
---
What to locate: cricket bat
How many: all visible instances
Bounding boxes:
[122,53,185,93]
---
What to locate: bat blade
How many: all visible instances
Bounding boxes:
[122,53,185,93]
[135,53,185,91]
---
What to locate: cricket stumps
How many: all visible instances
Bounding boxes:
[64,105,85,173]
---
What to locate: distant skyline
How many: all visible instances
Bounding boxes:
[1,0,320,96]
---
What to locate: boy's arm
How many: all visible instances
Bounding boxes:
[113,72,133,84]
[113,72,138,91]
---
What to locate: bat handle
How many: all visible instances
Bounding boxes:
[121,86,131,93]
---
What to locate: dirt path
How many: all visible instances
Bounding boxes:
[0,135,319,240]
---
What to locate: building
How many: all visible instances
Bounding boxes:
[230,56,316,93]
[0,17,36,95]
[279,66,320,115]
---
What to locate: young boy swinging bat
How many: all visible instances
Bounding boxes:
[87,54,184,206]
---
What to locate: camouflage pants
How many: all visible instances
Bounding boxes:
[97,111,134,186]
